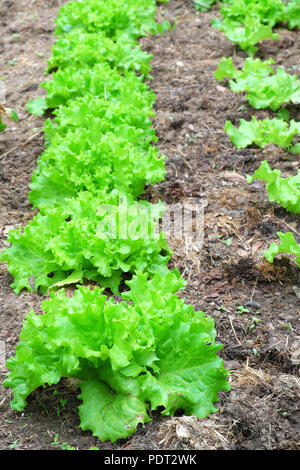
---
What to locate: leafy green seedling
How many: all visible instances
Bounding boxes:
[194,0,217,11]
[7,58,18,66]
[277,108,290,121]
[248,161,300,214]
[3,275,230,443]
[217,305,228,312]
[51,434,60,446]
[60,443,75,450]
[249,317,262,331]
[60,398,68,408]
[26,97,47,116]
[192,132,201,141]
[237,305,250,314]
[10,440,18,450]
[9,109,19,122]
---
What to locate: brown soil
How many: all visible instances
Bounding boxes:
[0,0,299,451]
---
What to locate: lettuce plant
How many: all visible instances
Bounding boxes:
[264,232,300,268]
[3,271,230,442]
[0,114,6,132]
[194,0,217,11]
[29,130,166,209]
[248,161,300,268]
[47,30,153,77]
[247,160,300,214]
[225,117,300,152]
[42,63,151,109]
[286,0,300,29]
[212,0,298,55]
[0,193,171,295]
[215,57,300,111]
[54,0,171,41]
[44,94,156,143]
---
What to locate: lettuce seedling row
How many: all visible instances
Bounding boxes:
[211,1,300,270]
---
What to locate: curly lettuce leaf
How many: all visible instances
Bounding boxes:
[3,273,229,442]
[215,0,286,28]
[0,193,171,294]
[54,0,170,41]
[29,129,165,209]
[211,0,298,55]
[47,30,153,77]
[247,160,300,214]
[215,57,300,111]
[215,56,275,82]
[78,380,151,442]
[264,232,300,268]
[225,117,300,151]
[26,97,47,116]
[194,0,217,11]
[286,0,300,29]
[42,63,150,109]
[0,115,6,132]
[44,95,156,144]
[212,15,279,56]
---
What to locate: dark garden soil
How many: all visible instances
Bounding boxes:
[0,0,299,450]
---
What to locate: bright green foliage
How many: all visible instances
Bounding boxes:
[212,0,298,55]
[1,0,230,443]
[44,95,156,143]
[29,63,165,209]
[247,160,300,214]
[3,271,230,442]
[194,0,217,11]
[212,16,278,57]
[212,2,300,275]
[42,63,151,109]
[9,109,19,122]
[26,97,47,116]
[214,56,275,82]
[215,57,300,110]
[264,232,300,267]
[54,0,171,40]
[0,114,6,132]
[47,30,153,77]
[277,108,291,122]
[29,130,165,209]
[0,108,19,129]
[285,0,300,29]
[0,193,171,294]
[248,161,300,269]
[225,117,300,151]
